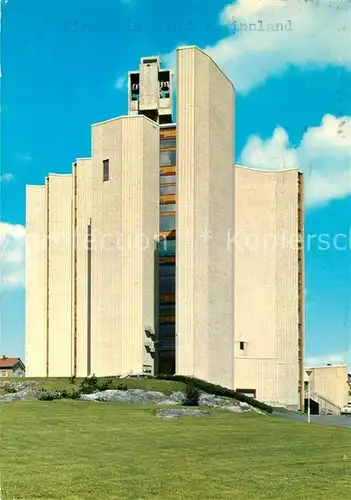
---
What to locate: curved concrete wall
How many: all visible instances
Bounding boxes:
[90,115,159,376]
[25,185,47,377]
[176,46,235,388]
[47,174,73,377]
[72,159,93,377]
[234,166,302,407]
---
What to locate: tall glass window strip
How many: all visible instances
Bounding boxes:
[160,185,176,195]
[158,340,175,349]
[159,264,175,276]
[159,293,176,304]
[159,239,176,255]
[160,139,176,149]
[160,203,176,213]
[160,215,176,231]
[159,276,175,293]
[159,324,175,337]
[160,175,176,185]
[160,150,176,166]
[159,304,176,311]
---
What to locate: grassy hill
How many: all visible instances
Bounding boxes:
[1,375,273,412]
[1,376,186,394]
[1,399,350,499]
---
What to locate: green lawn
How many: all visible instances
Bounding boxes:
[1,400,350,500]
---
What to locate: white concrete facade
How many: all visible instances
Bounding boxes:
[26,176,74,378]
[176,46,235,388]
[25,47,304,410]
[25,185,47,377]
[25,117,159,378]
[47,174,73,377]
[306,365,349,409]
[234,166,303,408]
[72,159,93,377]
[89,115,159,376]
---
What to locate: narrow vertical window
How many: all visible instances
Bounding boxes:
[103,159,109,182]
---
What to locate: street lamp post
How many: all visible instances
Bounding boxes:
[306,369,312,423]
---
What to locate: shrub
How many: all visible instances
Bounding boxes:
[156,374,273,414]
[4,385,17,394]
[68,375,76,385]
[75,375,113,395]
[37,391,62,401]
[70,390,81,400]
[183,382,200,406]
[97,378,113,391]
[79,374,99,394]
[117,383,128,391]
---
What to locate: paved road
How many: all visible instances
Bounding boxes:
[273,411,351,428]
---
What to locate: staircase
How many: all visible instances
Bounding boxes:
[305,389,341,415]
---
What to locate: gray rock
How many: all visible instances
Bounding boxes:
[156,409,210,419]
[78,389,257,413]
[80,389,165,404]
[81,389,182,405]
[168,391,186,404]
[239,402,251,410]
[0,389,40,402]
[198,393,232,408]
[0,383,265,414]
[0,381,40,393]
[223,405,243,413]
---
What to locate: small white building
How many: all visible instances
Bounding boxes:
[305,364,349,413]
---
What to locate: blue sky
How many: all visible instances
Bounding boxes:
[1,0,350,368]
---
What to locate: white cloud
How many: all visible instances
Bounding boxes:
[240,114,351,207]
[305,351,351,370]
[0,173,14,183]
[0,222,26,291]
[162,48,177,72]
[162,1,349,93]
[115,75,127,90]
[204,0,350,93]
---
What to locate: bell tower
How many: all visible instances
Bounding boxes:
[128,56,173,124]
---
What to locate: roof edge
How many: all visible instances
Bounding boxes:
[236,164,303,174]
[177,45,235,91]
[92,114,160,128]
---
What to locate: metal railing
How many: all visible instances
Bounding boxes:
[305,388,341,415]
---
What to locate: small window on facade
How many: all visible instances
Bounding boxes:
[236,388,256,398]
[240,341,245,350]
[103,159,109,181]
